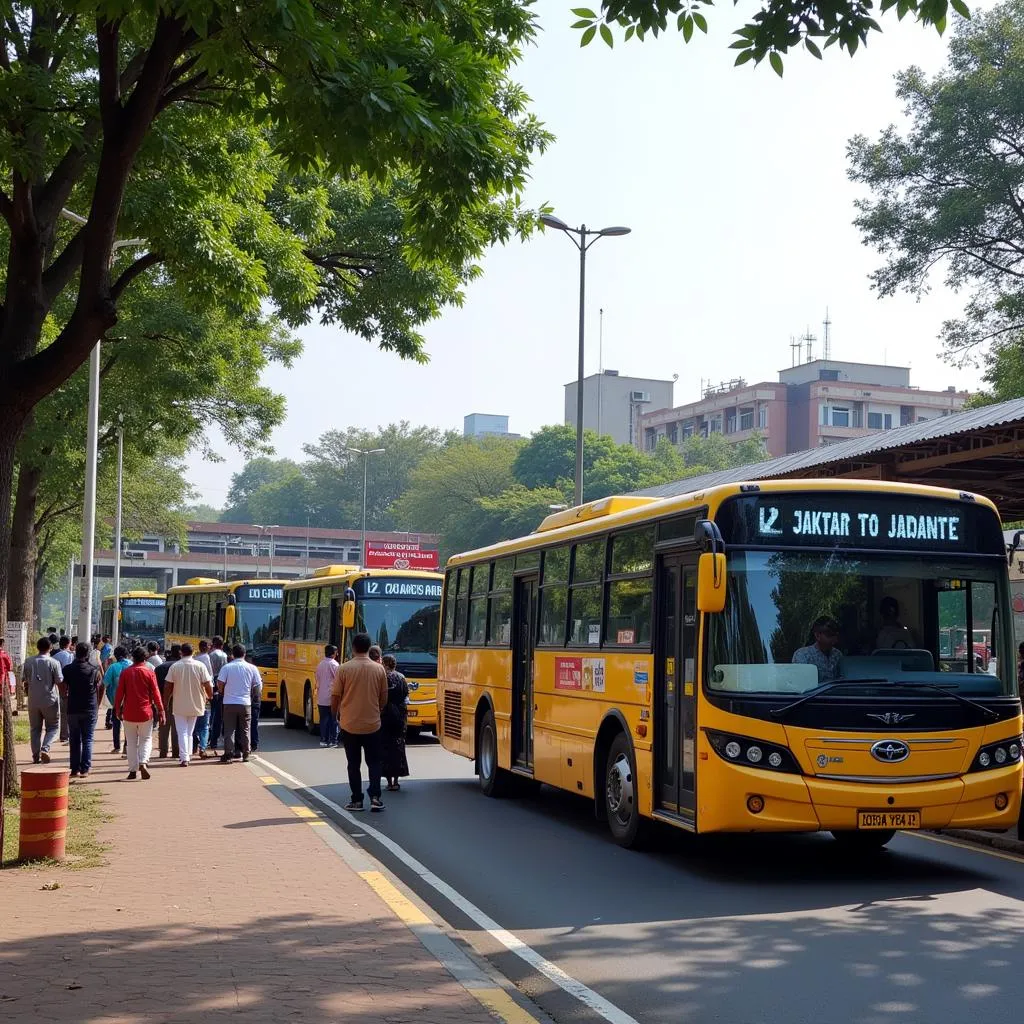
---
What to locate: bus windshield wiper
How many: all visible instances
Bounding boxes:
[770,681,884,719]
[879,681,1000,722]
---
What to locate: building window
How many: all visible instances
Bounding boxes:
[867,412,882,430]
[900,405,914,426]
[709,416,722,434]
[758,405,768,429]
[819,369,839,381]
[644,427,656,450]
[822,405,849,428]
[668,422,679,444]
[725,410,736,434]
[682,421,694,439]
[739,406,754,431]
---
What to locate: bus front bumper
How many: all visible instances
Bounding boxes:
[698,761,1022,833]
[406,699,436,729]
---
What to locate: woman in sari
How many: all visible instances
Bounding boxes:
[380,654,410,791]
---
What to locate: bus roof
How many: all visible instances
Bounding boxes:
[102,591,166,601]
[446,478,1000,568]
[166,578,289,595]
[283,566,443,592]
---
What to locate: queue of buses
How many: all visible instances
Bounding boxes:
[98,478,1024,852]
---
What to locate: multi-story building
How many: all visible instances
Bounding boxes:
[565,370,675,446]
[464,413,513,437]
[639,360,968,456]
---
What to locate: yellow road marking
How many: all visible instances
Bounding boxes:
[359,870,431,924]
[908,830,1024,865]
[291,805,319,819]
[259,775,277,785]
[471,987,545,1024]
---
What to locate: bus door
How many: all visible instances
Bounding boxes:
[655,553,698,821]
[214,603,226,641]
[329,598,342,650]
[512,574,539,770]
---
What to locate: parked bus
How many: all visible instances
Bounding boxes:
[164,578,285,707]
[277,566,443,736]
[438,480,1023,849]
[99,591,165,649]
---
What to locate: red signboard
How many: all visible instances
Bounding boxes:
[364,539,440,571]
[554,656,583,691]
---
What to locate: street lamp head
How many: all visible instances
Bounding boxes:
[368,448,386,454]
[540,214,570,232]
[598,225,631,237]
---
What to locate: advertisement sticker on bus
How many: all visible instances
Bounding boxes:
[583,658,605,693]
[555,657,582,690]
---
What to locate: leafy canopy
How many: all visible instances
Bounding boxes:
[848,1,1024,384]
[569,0,967,75]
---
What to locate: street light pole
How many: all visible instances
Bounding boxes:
[345,447,385,565]
[540,214,631,507]
[268,526,278,577]
[111,415,124,647]
[254,525,279,578]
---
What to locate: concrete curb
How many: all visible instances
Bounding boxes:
[940,828,1024,856]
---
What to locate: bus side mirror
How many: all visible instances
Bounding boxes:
[342,600,356,630]
[225,606,236,629]
[697,552,727,614]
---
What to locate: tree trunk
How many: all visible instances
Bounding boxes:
[1,665,18,800]
[7,459,41,629]
[0,406,30,635]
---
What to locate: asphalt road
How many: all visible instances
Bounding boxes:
[256,720,1024,1024]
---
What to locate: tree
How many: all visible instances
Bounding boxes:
[675,432,769,475]
[0,1,549,633]
[848,3,1024,373]
[183,503,222,523]
[392,436,525,557]
[512,424,623,491]
[569,0,962,72]
[222,458,307,524]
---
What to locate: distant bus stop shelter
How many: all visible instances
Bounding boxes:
[637,397,1024,522]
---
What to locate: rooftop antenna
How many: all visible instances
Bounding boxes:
[789,334,801,367]
[801,326,816,363]
[822,308,832,362]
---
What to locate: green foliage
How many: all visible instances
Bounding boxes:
[848,2,1024,372]
[183,503,223,523]
[570,0,960,70]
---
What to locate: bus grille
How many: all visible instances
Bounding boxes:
[443,691,462,741]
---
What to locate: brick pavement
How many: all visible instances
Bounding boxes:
[0,724,501,1023]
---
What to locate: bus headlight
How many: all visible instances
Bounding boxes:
[970,736,1023,772]
[706,730,800,774]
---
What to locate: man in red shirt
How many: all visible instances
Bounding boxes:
[114,647,165,781]
[0,638,12,707]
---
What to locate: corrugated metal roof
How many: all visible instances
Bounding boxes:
[634,397,1024,499]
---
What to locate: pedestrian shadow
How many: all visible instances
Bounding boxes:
[223,817,309,829]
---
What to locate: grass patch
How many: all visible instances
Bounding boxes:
[13,714,28,745]
[2,783,111,870]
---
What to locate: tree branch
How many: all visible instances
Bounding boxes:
[157,71,210,114]
[110,252,163,301]
[97,17,122,127]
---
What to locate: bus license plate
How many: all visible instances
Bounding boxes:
[858,810,920,830]
[408,709,418,717]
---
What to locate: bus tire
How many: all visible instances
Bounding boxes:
[406,725,422,741]
[281,685,296,729]
[830,829,895,852]
[304,684,316,735]
[605,733,645,848]
[477,708,511,798]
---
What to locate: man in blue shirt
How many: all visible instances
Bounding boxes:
[52,635,75,744]
[102,646,131,755]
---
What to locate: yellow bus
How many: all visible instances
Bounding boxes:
[164,578,286,707]
[438,480,1023,849]
[277,566,443,736]
[99,591,165,648]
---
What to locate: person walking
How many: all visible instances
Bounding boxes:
[100,635,113,667]
[0,638,12,713]
[63,642,103,779]
[380,654,410,791]
[23,637,64,764]
[102,646,131,754]
[163,643,213,767]
[208,636,228,754]
[114,648,165,780]
[192,640,214,757]
[217,645,261,764]
[154,645,181,760]
[145,641,163,668]
[315,645,340,748]
[52,635,75,744]
[331,633,388,812]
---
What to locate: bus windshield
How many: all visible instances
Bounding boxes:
[237,601,281,667]
[357,598,440,671]
[121,602,165,634]
[708,550,1013,697]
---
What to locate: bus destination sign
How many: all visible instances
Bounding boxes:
[356,578,442,600]
[716,494,996,551]
[124,598,164,607]
[237,585,283,603]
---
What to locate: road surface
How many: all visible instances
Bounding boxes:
[255,721,1024,1024]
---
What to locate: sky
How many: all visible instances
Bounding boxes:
[187,0,986,508]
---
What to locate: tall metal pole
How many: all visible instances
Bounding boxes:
[574,227,587,508]
[305,514,310,575]
[111,417,124,647]
[268,529,275,577]
[223,535,228,582]
[598,307,604,438]
[78,342,101,638]
[361,452,369,566]
[65,558,75,634]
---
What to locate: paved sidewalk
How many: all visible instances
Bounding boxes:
[0,725,503,1023]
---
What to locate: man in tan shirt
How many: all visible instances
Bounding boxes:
[164,643,213,767]
[331,632,388,811]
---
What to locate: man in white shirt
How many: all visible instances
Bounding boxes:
[217,644,261,763]
[164,643,213,766]
[146,641,163,668]
[315,644,340,748]
[191,638,215,758]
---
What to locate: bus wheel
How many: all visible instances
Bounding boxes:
[406,725,422,741]
[605,733,644,848]
[281,685,295,729]
[304,686,316,735]
[830,829,895,852]
[478,709,510,797]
